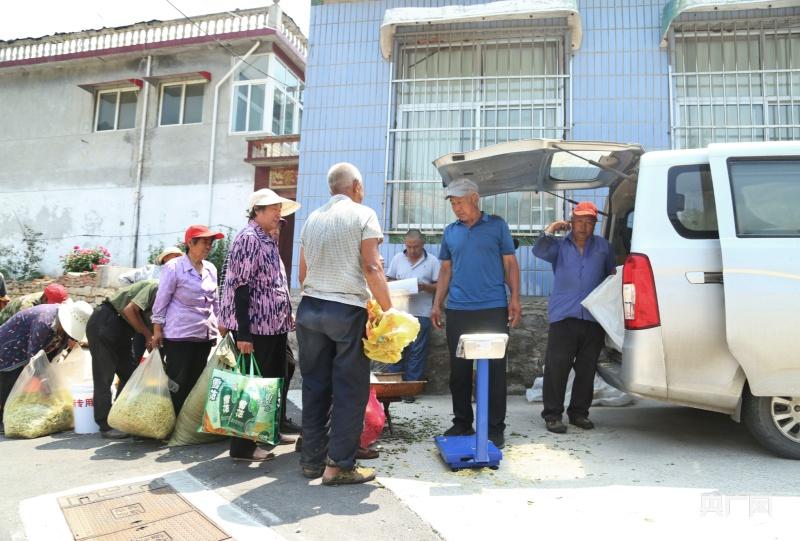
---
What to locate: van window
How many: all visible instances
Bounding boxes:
[667,164,719,239]
[728,159,800,237]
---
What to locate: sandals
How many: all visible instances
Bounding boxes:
[321,465,376,486]
[230,448,275,462]
[355,447,379,460]
[302,465,324,479]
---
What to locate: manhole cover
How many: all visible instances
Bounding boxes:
[58,479,230,541]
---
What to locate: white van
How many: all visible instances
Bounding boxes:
[435,140,800,459]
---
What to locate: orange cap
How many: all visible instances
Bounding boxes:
[572,201,598,218]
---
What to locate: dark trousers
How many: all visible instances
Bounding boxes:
[296,297,369,470]
[445,307,509,432]
[162,339,214,415]
[0,365,24,415]
[86,303,137,431]
[229,332,287,457]
[541,318,606,420]
[283,344,296,424]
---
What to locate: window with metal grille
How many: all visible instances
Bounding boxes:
[386,30,571,234]
[670,18,800,149]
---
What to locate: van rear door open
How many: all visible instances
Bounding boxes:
[434,139,643,194]
[708,142,800,396]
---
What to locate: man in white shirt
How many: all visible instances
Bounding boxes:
[384,230,439,395]
[297,162,393,486]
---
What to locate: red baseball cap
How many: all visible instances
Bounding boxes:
[184,225,224,245]
[43,283,69,304]
[572,201,598,218]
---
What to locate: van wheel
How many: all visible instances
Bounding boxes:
[742,385,800,459]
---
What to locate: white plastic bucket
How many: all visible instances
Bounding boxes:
[71,384,100,434]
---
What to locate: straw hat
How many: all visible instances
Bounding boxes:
[156,246,184,265]
[248,188,300,217]
[57,300,93,342]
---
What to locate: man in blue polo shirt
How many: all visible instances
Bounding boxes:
[432,178,521,449]
[533,201,616,434]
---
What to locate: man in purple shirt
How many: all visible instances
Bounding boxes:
[532,201,616,434]
[219,188,300,461]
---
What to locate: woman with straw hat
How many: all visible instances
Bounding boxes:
[218,188,300,462]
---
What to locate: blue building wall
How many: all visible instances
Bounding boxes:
[294,0,672,294]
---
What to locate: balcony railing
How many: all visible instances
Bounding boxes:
[246,134,300,165]
[0,7,306,64]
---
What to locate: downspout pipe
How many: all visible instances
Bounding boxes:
[207,40,261,224]
[132,54,152,267]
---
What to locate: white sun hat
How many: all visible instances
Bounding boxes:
[248,188,301,217]
[57,300,93,342]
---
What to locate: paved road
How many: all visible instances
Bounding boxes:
[3,392,799,541]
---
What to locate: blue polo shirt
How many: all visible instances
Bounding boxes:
[439,213,516,310]
[532,233,616,323]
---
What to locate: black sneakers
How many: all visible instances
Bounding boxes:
[569,416,595,430]
[443,423,475,437]
[545,418,567,434]
[489,430,505,449]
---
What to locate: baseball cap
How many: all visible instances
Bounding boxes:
[444,178,479,199]
[248,188,301,217]
[184,225,224,246]
[572,201,598,218]
[43,283,69,304]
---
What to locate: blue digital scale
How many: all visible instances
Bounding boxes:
[435,333,508,471]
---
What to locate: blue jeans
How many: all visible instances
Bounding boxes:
[296,296,369,470]
[384,316,431,382]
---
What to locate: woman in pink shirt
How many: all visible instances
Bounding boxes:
[151,225,224,414]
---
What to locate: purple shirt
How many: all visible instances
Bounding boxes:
[532,233,616,324]
[0,304,66,372]
[151,255,219,340]
[219,221,293,336]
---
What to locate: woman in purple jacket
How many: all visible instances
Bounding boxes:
[151,225,224,414]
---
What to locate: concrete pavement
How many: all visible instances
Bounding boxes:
[3,391,799,541]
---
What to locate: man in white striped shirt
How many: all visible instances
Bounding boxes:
[297,162,393,486]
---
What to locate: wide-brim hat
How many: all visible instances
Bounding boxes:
[248,188,301,217]
[57,300,93,342]
[156,246,184,265]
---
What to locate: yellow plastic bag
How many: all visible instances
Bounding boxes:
[362,300,420,363]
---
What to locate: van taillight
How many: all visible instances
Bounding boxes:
[622,253,661,330]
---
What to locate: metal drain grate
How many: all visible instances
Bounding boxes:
[58,479,231,541]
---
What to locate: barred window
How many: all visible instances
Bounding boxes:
[671,18,800,148]
[387,30,570,233]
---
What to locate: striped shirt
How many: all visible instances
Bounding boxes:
[300,194,383,307]
[218,221,293,336]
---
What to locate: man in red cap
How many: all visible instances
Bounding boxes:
[533,201,616,434]
[0,283,69,326]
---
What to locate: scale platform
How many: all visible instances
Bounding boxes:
[435,434,502,470]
